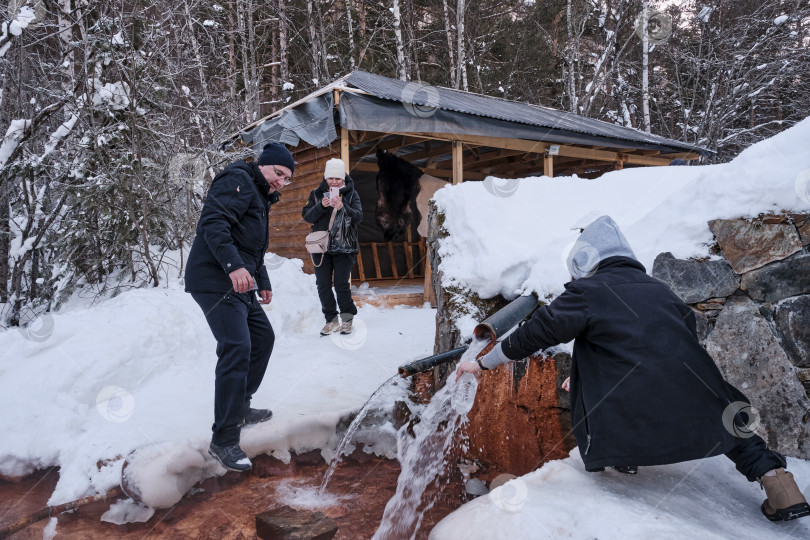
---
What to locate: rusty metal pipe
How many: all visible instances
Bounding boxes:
[0,487,125,539]
[473,293,541,342]
[397,346,468,378]
[397,294,542,377]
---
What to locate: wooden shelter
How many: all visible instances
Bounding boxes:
[222,71,710,299]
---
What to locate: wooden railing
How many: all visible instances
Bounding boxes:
[355,229,426,281]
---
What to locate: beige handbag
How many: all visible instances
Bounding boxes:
[305,207,337,267]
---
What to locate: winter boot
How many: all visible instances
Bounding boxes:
[208,442,252,472]
[340,313,354,335]
[760,468,810,521]
[320,317,340,335]
[612,466,638,475]
[241,408,273,426]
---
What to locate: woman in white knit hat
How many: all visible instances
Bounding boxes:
[302,158,363,335]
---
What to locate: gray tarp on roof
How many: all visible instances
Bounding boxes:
[343,71,711,156]
[339,93,693,154]
[242,93,337,151]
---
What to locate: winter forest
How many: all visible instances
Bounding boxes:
[1,0,809,328]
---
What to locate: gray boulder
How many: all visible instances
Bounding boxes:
[740,250,810,303]
[708,219,802,274]
[652,252,739,304]
[705,294,810,459]
[774,295,810,368]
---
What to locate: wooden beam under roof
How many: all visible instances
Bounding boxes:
[396,141,454,162]
[388,131,677,166]
[350,160,487,181]
[433,148,526,171]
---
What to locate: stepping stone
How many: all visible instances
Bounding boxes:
[256,505,338,540]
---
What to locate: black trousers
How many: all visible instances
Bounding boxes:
[313,253,357,322]
[191,291,274,446]
[726,433,786,482]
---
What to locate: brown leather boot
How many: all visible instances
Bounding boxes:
[761,468,810,522]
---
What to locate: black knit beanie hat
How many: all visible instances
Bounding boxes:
[257,142,295,172]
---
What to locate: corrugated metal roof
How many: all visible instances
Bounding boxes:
[344,70,711,155]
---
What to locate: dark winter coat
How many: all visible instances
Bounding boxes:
[185,161,279,294]
[501,256,744,471]
[301,175,362,255]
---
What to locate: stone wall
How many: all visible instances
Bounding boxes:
[652,213,810,459]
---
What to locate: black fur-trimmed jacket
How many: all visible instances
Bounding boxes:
[302,175,362,254]
[185,161,279,293]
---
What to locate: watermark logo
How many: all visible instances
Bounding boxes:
[795,169,810,205]
[634,10,673,46]
[329,317,368,351]
[488,473,528,513]
[722,401,761,439]
[400,82,441,118]
[96,385,135,423]
[17,308,54,342]
[483,177,520,198]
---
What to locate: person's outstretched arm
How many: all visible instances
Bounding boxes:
[483,283,590,370]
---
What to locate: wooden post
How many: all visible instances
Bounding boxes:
[424,254,436,306]
[356,247,366,281]
[335,90,350,171]
[405,228,415,278]
[387,242,399,279]
[452,140,463,184]
[544,153,554,177]
[372,243,382,279]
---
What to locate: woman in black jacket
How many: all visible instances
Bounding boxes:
[302,158,363,335]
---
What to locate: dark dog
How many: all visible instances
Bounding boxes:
[375,149,422,240]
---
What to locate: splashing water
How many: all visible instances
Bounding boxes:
[373,337,490,540]
[319,374,401,495]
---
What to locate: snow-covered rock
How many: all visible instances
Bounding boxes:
[432,117,810,300]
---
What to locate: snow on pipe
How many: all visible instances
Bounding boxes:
[397,293,541,377]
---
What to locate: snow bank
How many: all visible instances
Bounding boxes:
[431,449,810,539]
[433,118,810,299]
[0,254,435,510]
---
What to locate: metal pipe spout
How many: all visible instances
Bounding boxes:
[397,293,542,377]
[473,293,541,342]
[398,346,468,378]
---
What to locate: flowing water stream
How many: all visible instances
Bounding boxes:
[372,337,490,540]
[318,374,401,495]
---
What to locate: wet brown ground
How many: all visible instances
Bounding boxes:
[0,451,467,540]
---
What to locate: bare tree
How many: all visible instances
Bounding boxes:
[456,0,468,90]
[392,0,408,80]
[641,0,651,133]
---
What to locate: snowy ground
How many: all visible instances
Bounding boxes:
[2,120,809,534]
[0,256,435,510]
[432,449,810,540]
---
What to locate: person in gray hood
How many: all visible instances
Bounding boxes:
[456,215,809,522]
